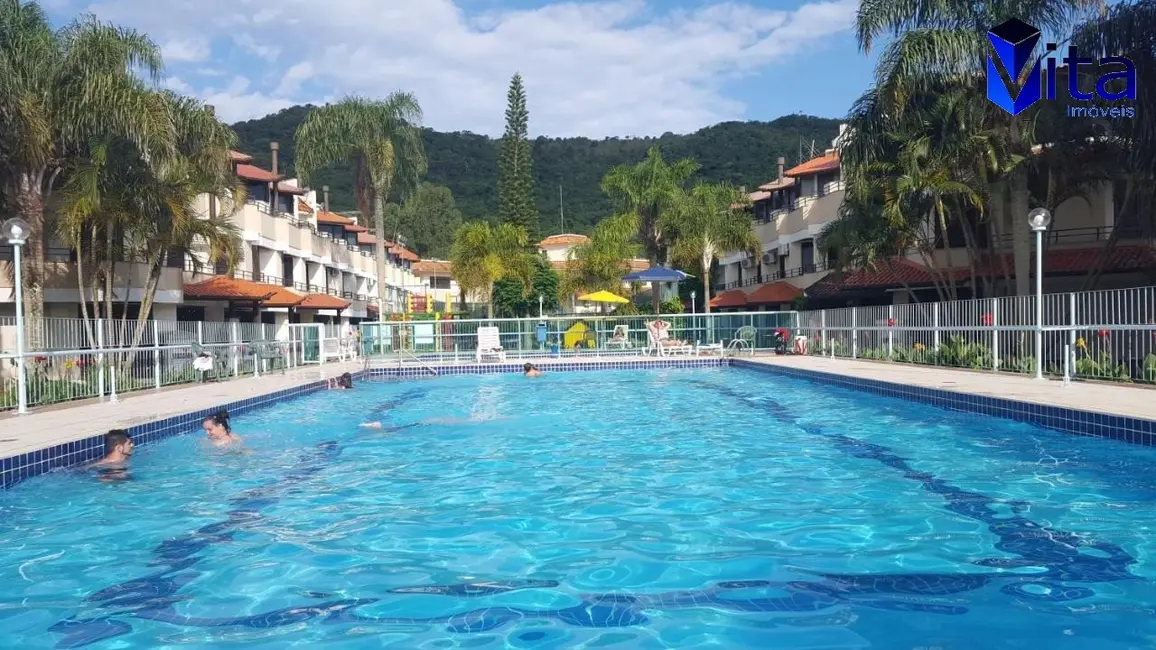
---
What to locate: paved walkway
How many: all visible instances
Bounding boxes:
[0,361,364,460]
[747,355,1156,421]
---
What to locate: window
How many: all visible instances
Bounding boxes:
[801,240,815,273]
[429,276,451,290]
[282,256,294,286]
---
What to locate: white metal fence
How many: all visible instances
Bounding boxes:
[359,285,1156,384]
[4,285,1155,412]
[0,317,358,412]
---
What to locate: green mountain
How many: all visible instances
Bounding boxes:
[231,106,841,236]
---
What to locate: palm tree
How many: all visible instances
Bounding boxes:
[665,182,759,313]
[561,212,641,298]
[448,221,534,319]
[58,92,242,352]
[600,147,698,266]
[294,94,426,312]
[0,1,169,340]
[854,0,1099,294]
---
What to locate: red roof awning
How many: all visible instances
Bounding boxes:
[747,281,802,304]
[298,293,351,310]
[710,289,748,308]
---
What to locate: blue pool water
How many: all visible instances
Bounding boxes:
[2,366,1156,648]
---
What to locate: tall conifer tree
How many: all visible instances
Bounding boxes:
[497,73,538,242]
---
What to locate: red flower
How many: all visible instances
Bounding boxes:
[981,312,993,326]
[887,318,895,327]
[1097,328,1109,338]
[34,355,48,363]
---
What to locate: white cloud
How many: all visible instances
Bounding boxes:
[71,0,857,136]
[160,38,209,62]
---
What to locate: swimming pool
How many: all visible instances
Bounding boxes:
[2,366,1155,648]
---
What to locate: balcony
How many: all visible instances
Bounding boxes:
[713,262,829,292]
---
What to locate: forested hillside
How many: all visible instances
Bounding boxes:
[231,106,841,236]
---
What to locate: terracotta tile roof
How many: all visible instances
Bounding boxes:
[539,234,590,247]
[184,276,282,302]
[343,223,369,233]
[262,286,305,308]
[747,190,771,202]
[235,163,281,183]
[813,245,1155,296]
[316,210,355,226]
[413,260,452,274]
[298,293,351,310]
[758,177,796,191]
[357,232,377,246]
[297,199,314,215]
[709,289,748,308]
[785,151,840,177]
[391,244,419,262]
[747,281,802,304]
[277,182,305,196]
[229,150,252,162]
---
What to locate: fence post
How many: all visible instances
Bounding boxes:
[887,305,894,360]
[820,310,826,354]
[232,322,240,377]
[96,319,106,399]
[196,321,203,345]
[932,303,940,358]
[152,320,161,389]
[991,298,999,372]
[851,309,858,359]
[1068,292,1077,378]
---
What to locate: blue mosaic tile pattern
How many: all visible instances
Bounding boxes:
[0,373,362,490]
[45,387,1141,644]
[732,360,1156,446]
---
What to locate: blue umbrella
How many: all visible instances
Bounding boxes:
[622,266,691,282]
[622,266,691,313]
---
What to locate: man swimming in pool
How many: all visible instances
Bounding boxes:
[524,362,542,377]
[91,429,134,482]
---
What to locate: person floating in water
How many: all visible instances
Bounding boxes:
[202,410,242,446]
[524,363,542,377]
[90,429,134,482]
[328,372,354,390]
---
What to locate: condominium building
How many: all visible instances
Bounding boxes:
[711,126,1151,311]
[0,143,422,337]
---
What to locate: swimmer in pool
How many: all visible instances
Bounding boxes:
[202,410,242,446]
[90,429,134,482]
[524,363,542,377]
[328,372,353,390]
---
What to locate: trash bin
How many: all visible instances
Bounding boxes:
[550,342,560,358]
[536,322,548,347]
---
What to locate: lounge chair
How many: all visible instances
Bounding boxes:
[726,326,757,356]
[475,326,507,362]
[645,320,694,357]
[606,325,632,350]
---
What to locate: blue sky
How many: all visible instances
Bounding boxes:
[51,0,879,137]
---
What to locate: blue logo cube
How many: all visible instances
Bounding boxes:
[987,18,1042,115]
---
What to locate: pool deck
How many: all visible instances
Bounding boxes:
[0,361,365,460]
[745,355,1156,422]
[3,352,1152,464]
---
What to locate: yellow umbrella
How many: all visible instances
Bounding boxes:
[578,290,629,303]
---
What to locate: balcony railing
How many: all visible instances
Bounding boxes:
[714,262,829,291]
[988,225,1120,249]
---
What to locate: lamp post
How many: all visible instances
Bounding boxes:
[538,294,544,318]
[690,290,696,314]
[3,218,30,414]
[1028,207,1051,380]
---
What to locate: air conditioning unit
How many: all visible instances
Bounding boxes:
[741,258,754,269]
[779,244,790,256]
[761,251,776,265]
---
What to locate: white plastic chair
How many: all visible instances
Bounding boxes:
[606,325,632,350]
[645,320,693,357]
[475,326,506,362]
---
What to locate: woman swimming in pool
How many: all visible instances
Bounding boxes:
[202,410,242,446]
